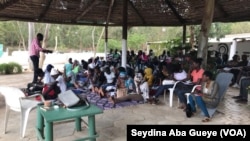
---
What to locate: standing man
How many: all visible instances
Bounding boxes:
[29,33,52,83]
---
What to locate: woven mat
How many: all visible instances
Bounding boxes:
[78,92,144,110]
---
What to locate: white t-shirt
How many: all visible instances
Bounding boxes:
[56,75,67,93]
[174,70,187,81]
[43,71,55,84]
[139,81,149,102]
[88,63,96,69]
[104,72,115,84]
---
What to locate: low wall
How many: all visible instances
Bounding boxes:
[0,51,105,71]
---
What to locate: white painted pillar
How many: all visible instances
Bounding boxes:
[121,39,127,67]
[121,0,127,68]
[105,41,107,61]
[229,39,237,60]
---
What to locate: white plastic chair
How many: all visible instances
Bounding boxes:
[0,86,44,138]
[163,81,181,107]
[185,85,202,99]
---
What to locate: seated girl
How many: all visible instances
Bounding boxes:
[152,63,187,103]
[174,58,204,110]
[110,72,149,104]
[144,64,154,87]
[91,66,106,93]
[188,71,219,122]
[98,67,116,97]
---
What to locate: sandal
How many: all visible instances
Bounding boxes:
[183,108,187,112]
[202,117,211,122]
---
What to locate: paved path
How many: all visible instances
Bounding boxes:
[0,72,249,141]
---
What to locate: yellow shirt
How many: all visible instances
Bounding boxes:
[144,67,154,87]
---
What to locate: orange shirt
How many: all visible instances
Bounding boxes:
[191,68,204,83]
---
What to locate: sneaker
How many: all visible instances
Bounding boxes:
[146,98,153,104]
[232,96,242,99]
[232,83,240,88]
[235,99,248,104]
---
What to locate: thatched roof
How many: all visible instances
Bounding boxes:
[0,0,250,26]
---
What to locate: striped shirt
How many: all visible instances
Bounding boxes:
[29,38,43,57]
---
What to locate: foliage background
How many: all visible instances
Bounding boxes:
[0,21,249,55]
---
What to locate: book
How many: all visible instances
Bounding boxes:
[40,106,53,111]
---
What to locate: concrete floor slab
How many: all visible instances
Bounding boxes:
[0,72,249,141]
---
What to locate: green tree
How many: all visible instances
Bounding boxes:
[127,32,146,51]
[230,22,250,33]
[1,20,250,55]
[191,22,231,42]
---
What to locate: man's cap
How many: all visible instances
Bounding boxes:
[50,68,59,76]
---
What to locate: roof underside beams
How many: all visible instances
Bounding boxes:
[0,0,249,26]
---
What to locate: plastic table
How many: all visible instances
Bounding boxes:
[36,104,103,141]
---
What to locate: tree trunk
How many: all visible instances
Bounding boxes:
[28,22,35,71]
[97,27,105,49]
[189,25,195,50]
[92,26,96,59]
[197,0,215,68]
[15,21,27,51]
[39,24,50,68]
[54,35,58,51]
[79,39,83,52]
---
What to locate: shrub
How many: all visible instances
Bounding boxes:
[0,63,8,74]
[0,62,22,74]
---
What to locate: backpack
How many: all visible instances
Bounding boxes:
[186,103,193,118]
[36,84,61,101]
[26,83,43,96]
